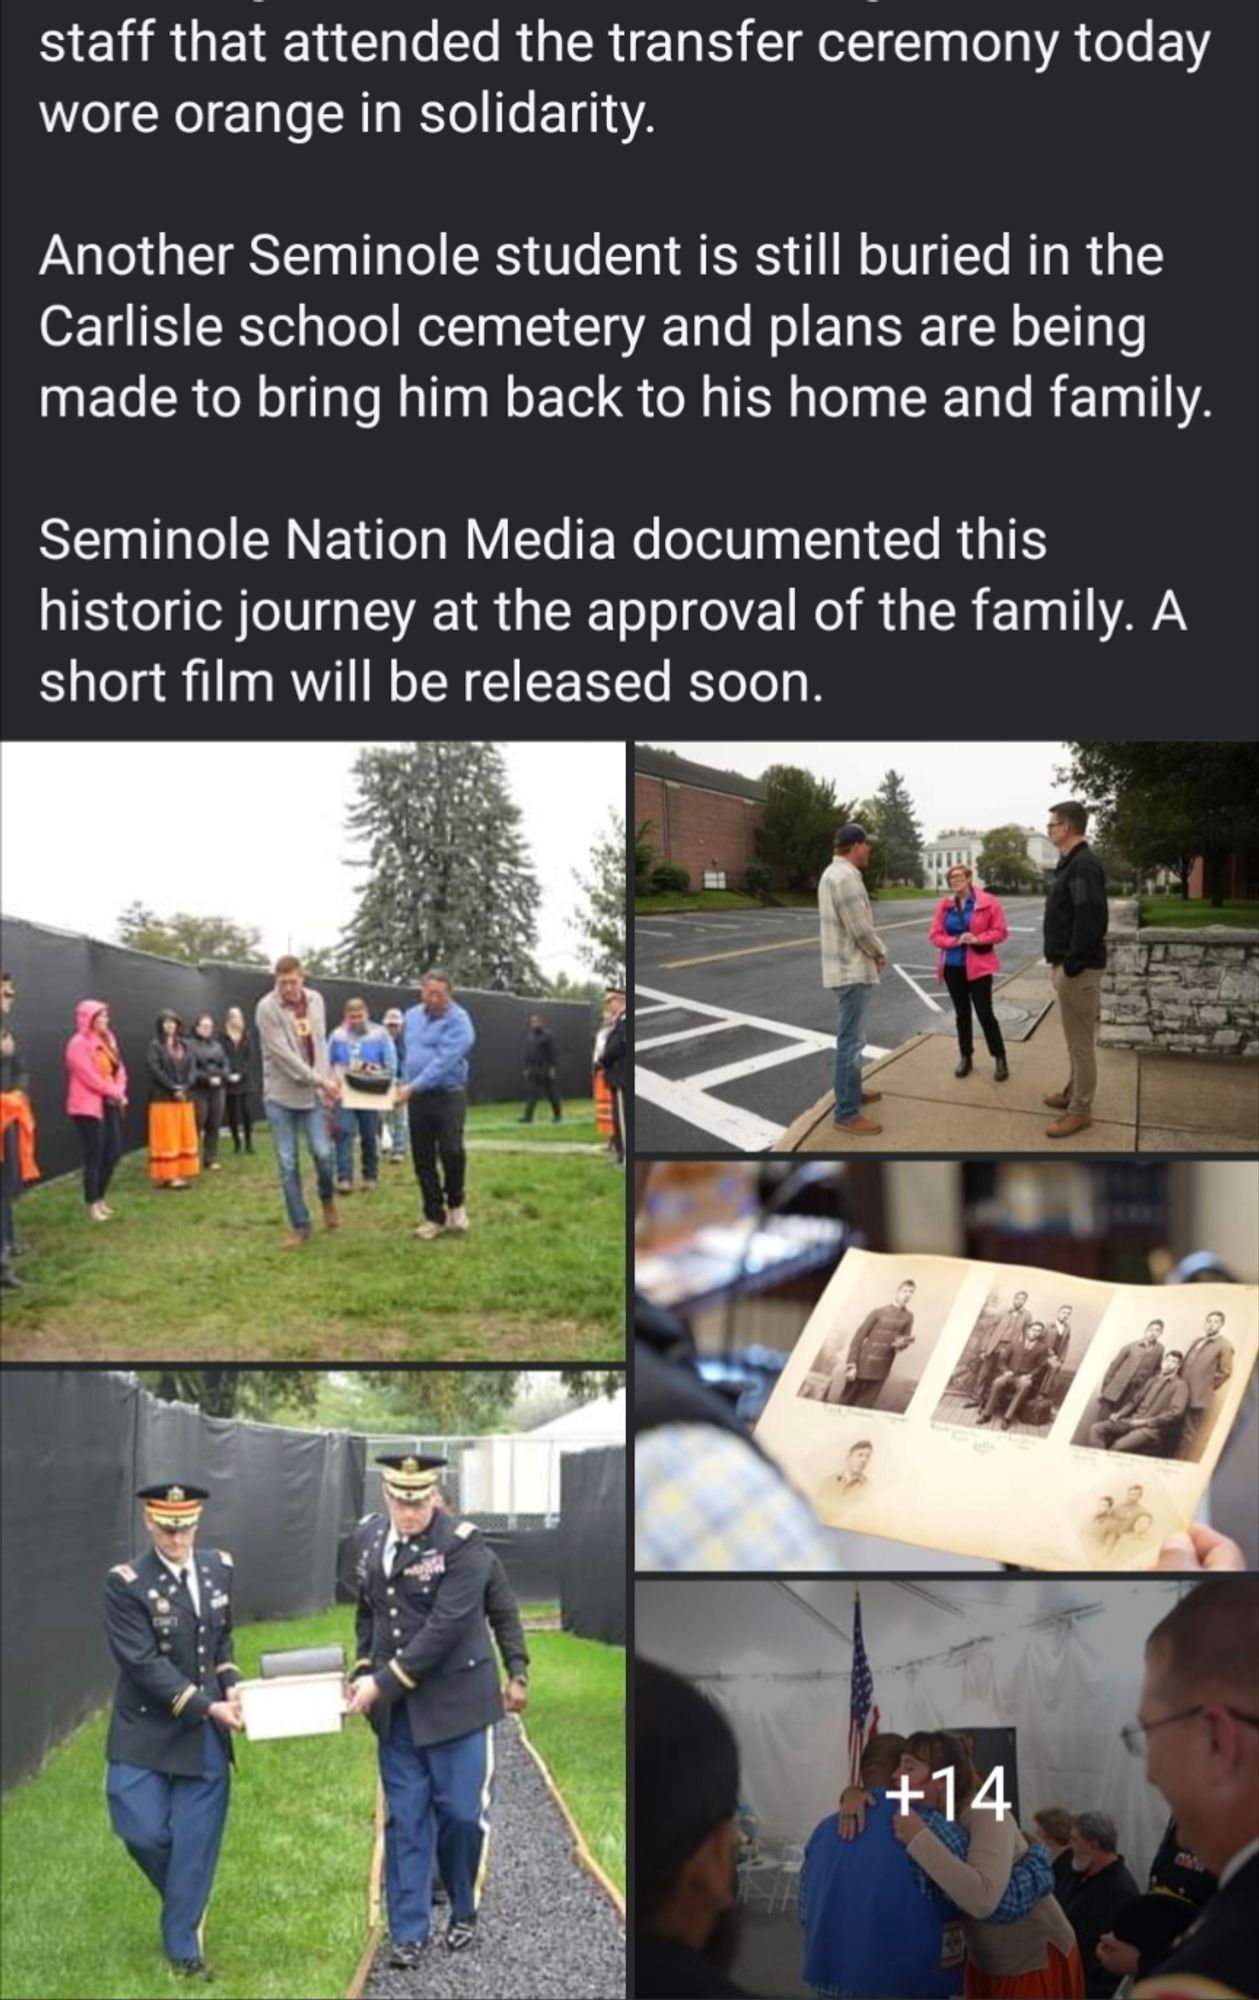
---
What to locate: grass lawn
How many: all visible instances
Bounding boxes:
[0,1610,378,2000]
[0,1610,625,1999]
[1140,898,1259,929]
[522,1632,626,1894]
[634,889,762,913]
[0,1104,624,1362]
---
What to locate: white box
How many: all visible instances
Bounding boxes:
[238,1671,346,1741]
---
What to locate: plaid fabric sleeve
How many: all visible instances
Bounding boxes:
[833,866,886,960]
[635,1425,838,1570]
[910,1809,970,1901]
[912,1813,1053,1922]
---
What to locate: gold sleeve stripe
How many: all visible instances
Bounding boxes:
[171,1686,195,1717]
[388,1658,418,1690]
[352,1658,373,1673]
[218,1662,241,1675]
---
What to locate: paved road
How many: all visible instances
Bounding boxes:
[634,897,1048,1152]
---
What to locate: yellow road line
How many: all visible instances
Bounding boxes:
[661,915,929,970]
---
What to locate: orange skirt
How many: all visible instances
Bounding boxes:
[594,1066,614,1136]
[964,1942,1084,1998]
[148,1100,200,1183]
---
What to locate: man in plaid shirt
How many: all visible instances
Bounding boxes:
[818,823,888,1135]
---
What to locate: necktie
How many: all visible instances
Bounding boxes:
[179,1566,188,1591]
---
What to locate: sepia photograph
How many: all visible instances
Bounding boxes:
[932,1270,1108,1439]
[796,1259,967,1416]
[1072,1301,1238,1462]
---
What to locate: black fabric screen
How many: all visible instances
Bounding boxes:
[482,1526,561,1605]
[0,916,596,1182]
[946,1726,1021,1830]
[0,1371,367,1791]
[560,1447,626,1646]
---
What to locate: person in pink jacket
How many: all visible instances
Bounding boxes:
[64,998,129,1220]
[928,865,1010,1081]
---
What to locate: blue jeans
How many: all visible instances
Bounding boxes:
[264,1101,334,1233]
[335,1106,381,1184]
[832,983,873,1122]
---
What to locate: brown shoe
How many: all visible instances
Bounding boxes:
[861,1090,883,1104]
[1043,1091,1070,1111]
[833,1115,883,1136]
[1046,1113,1092,1139]
[321,1198,340,1230]
[281,1230,310,1250]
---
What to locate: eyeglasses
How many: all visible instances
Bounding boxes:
[1121,1706,1259,1755]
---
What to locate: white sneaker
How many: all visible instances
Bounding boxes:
[414,1220,444,1241]
[447,1206,469,1233]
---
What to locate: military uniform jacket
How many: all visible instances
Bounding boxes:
[1132,1850,1259,1998]
[104,1546,241,1776]
[844,1304,914,1380]
[350,1511,504,1747]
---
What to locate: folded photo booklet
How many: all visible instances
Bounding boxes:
[753,1249,1257,1570]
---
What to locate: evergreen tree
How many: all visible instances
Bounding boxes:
[572,811,627,985]
[336,743,543,990]
[874,770,924,884]
[756,765,846,889]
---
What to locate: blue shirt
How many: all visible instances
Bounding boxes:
[943,892,975,968]
[799,1793,962,1998]
[327,1021,397,1076]
[401,1000,475,1093]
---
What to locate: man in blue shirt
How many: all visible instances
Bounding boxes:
[399,970,476,1240]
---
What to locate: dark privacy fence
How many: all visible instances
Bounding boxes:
[560,1447,626,1646]
[0,1370,365,1792]
[0,916,596,1182]
[1,1374,616,1793]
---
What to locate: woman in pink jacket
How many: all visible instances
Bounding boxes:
[928,865,1010,1081]
[64,998,129,1219]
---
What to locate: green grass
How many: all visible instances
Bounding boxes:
[0,1106,623,1362]
[0,1610,378,2000]
[1140,897,1259,929]
[634,889,762,912]
[523,1632,626,1893]
[0,1610,624,2000]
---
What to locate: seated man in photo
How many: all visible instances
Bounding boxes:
[978,1321,1052,1428]
[1088,1352,1188,1455]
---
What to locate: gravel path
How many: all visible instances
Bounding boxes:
[363,1719,625,2000]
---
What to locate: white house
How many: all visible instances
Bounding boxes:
[921,827,1055,890]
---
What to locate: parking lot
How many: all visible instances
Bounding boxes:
[634,896,1048,1152]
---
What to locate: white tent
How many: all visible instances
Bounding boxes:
[637,1577,1187,1881]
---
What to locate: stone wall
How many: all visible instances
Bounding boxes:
[1100,900,1259,1056]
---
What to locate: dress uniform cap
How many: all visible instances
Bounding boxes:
[138,1482,208,1526]
[376,1452,446,1499]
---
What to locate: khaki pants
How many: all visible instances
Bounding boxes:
[1053,964,1103,1112]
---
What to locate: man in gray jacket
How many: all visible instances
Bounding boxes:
[254,954,341,1248]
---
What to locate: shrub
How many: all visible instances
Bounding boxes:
[650,862,691,893]
[744,861,772,896]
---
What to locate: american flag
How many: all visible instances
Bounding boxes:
[847,1589,880,1786]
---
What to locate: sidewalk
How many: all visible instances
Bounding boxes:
[774,961,1259,1153]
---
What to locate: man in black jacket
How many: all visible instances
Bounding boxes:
[519,1012,563,1123]
[103,1481,245,1979]
[1060,1811,1141,1996]
[1042,800,1108,1139]
[1128,1579,1259,1998]
[344,1454,503,1963]
[637,1658,750,1998]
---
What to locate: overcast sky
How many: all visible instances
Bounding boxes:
[646,741,1073,838]
[0,741,622,976]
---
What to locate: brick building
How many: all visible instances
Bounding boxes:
[634,747,766,889]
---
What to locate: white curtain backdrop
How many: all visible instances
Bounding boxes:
[696,1599,1167,1879]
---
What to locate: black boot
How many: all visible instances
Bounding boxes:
[994,1054,1009,1082]
[955,1054,973,1077]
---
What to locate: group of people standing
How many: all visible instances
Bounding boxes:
[819,800,1109,1138]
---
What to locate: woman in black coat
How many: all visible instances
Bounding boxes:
[187,1012,229,1170]
[221,1005,254,1154]
[146,1011,199,1188]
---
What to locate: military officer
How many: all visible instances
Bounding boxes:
[103,1481,244,1980]
[344,1453,503,1967]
